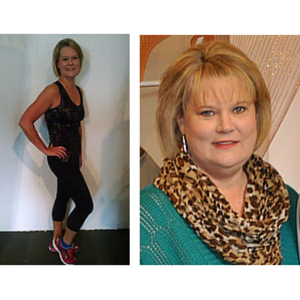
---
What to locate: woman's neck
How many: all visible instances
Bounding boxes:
[209,168,247,191]
[196,161,245,187]
[59,76,76,87]
[199,165,248,216]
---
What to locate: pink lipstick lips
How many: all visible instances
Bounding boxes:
[212,140,238,149]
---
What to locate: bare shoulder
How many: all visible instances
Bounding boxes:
[41,83,60,98]
[36,83,60,108]
[27,84,60,118]
[20,84,60,123]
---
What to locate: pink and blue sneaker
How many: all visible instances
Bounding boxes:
[52,237,76,265]
[49,239,79,253]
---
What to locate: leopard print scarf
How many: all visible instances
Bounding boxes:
[154,150,290,265]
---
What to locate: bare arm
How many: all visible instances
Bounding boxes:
[19,84,67,159]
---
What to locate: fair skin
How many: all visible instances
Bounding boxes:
[177,76,257,216]
[19,46,82,244]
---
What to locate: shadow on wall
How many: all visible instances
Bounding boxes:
[99,120,130,229]
[13,120,56,198]
[0,44,27,230]
[99,77,129,229]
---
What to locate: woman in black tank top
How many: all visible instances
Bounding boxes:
[19,38,93,265]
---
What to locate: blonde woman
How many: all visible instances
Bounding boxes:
[140,41,299,265]
[19,38,93,265]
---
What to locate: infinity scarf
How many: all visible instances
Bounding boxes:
[154,150,290,265]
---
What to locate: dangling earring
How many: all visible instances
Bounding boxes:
[182,134,188,154]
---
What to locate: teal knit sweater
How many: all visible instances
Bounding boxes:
[140,184,299,265]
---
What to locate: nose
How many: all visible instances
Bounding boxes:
[216,112,234,133]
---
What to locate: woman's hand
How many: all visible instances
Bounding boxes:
[46,143,67,159]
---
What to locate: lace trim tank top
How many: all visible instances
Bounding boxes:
[45,81,84,162]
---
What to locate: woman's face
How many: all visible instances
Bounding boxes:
[177,76,257,176]
[57,47,80,78]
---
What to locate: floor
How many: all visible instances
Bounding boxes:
[0,229,129,265]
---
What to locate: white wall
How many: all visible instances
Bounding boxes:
[0,34,129,231]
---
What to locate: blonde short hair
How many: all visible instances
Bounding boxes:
[156,41,271,158]
[52,38,84,77]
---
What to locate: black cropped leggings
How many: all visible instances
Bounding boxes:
[47,156,93,232]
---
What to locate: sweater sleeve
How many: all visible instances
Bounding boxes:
[140,185,230,265]
[140,185,190,265]
[140,185,173,265]
[280,185,299,265]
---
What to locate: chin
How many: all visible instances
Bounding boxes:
[216,154,250,170]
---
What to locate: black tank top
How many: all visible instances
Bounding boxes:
[45,81,84,162]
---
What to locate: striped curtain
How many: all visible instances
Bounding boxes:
[230,35,300,156]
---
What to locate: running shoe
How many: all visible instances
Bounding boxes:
[49,240,79,253]
[52,237,76,265]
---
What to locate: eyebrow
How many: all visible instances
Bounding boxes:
[61,55,78,58]
[196,101,252,109]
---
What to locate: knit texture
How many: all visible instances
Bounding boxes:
[140,184,299,265]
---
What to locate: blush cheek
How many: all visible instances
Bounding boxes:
[186,119,212,142]
[239,115,257,153]
[185,119,215,158]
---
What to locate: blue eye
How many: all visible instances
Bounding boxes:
[200,110,214,116]
[233,106,246,113]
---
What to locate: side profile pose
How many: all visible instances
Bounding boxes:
[19,38,93,265]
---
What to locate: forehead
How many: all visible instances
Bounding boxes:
[191,76,254,106]
[59,47,78,56]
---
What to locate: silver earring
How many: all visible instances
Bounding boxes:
[182,134,188,154]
